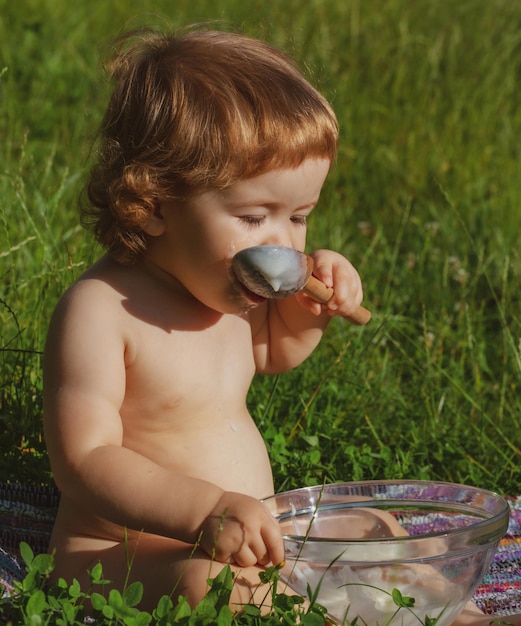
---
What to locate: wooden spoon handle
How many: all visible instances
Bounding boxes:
[304,275,372,326]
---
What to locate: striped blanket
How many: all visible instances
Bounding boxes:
[1,483,520,617]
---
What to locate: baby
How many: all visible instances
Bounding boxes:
[43,26,363,612]
[43,27,518,624]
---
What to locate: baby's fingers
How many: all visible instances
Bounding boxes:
[295,290,326,316]
[233,545,260,568]
[261,520,285,566]
[309,256,334,291]
[304,273,369,323]
[324,263,366,317]
[231,534,277,568]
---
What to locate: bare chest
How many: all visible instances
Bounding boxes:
[116,309,272,495]
[121,311,255,423]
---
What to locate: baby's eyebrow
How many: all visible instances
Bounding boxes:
[226,197,318,211]
[221,197,277,211]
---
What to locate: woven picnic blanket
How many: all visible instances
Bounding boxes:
[0,482,59,594]
[474,496,521,616]
[1,483,521,617]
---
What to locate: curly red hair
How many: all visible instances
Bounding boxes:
[82,28,339,262]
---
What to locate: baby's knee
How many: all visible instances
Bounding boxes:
[171,558,215,606]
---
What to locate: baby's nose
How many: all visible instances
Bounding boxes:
[263,231,294,249]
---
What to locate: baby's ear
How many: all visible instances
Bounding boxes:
[143,202,166,237]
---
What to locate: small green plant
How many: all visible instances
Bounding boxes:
[0,543,331,625]
[339,583,443,626]
[3,542,512,626]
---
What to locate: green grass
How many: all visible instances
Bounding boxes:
[1,0,521,497]
[0,546,448,625]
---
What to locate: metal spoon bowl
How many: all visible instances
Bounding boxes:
[232,246,371,325]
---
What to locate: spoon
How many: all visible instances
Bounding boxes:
[232,246,371,325]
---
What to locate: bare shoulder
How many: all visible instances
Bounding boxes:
[54,254,129,304]
[49,256,134,330]
[45,255,137,369]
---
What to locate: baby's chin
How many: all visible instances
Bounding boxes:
[198,287,264,316]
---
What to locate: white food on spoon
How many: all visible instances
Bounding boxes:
[243,247,303,293]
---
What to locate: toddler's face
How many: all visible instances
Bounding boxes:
[148,157,330,313]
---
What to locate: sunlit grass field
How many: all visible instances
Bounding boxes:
[1,0,521,495]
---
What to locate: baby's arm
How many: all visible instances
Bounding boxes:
[251,249,364,373]
[43,280,283,567]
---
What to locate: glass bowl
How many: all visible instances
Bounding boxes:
[263,480,509,625]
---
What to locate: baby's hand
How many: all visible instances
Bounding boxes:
[199,492,285,568]
[296,249,365,319]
